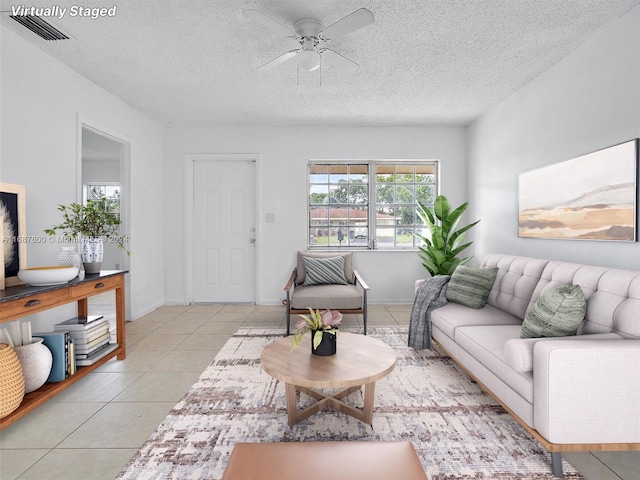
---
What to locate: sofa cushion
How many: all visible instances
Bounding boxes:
[481,254,549,319]
[291,284,362,310]
[446,265,498,309]
[521,285,586,338]
[454,325,534,403]
[430,302,522,341]
[504,332,624,373]
[302,255,348,286]
[296,251,354,285]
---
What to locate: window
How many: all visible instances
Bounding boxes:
[308,161,438,249]
[83,183,121,219]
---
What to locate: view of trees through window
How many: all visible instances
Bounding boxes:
[85,183,120,218]
[308,161,438,248]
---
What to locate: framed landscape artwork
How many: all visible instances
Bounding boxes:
[1,182,27,289]
[518,139,638,241]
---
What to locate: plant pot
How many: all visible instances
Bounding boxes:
[14,338,53,393]
[81,237,104,274]
[311,330,337,356]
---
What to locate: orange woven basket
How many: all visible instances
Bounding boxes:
[0,343,25,419]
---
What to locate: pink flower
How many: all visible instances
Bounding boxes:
[320,309,342,328]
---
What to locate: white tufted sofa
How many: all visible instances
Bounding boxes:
[428,253,640,477]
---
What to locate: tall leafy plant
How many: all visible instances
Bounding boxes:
[416,195,479,276]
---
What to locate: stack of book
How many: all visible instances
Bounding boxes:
[54,315,116,366]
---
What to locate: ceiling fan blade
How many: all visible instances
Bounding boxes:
[319,8,375,40]
[242,9,297,37]
[320,49,359,74]
[257,50,299,71]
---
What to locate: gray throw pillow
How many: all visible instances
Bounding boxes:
[521,284,586,338]
[303,255,348,286]
[445,265,498,309]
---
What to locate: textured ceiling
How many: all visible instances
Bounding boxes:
[2,0,639,127]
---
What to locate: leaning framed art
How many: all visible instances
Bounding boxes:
[1,182,27,289]
[518,139,638,241]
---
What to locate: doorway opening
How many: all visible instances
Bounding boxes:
[80,123,131,321]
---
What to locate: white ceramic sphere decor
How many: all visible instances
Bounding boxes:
[18,266,79,286]
[57,246,83,270]
[14,338,53,393]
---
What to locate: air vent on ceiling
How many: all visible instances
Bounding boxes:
[10,15,70,41]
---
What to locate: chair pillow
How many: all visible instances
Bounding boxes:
[446,265,498,309]
[520,284,586,338]
[303,255,349,286]
[296,252,353,285]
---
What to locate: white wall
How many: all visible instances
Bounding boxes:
[82,159,120,183]
[164,126,468,305]
[1,27,165,326]
[468,6,640,271]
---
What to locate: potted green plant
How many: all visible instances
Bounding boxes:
[291,308,342,356]
[44,197,129,274]
[415,195,479,276]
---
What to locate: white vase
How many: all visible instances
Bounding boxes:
[81,237,104,274]
[57,246,83,270]
[14,338,53,393]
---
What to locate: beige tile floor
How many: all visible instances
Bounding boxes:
[1,298,638,480]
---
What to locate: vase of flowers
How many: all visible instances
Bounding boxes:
[291,308,342,356]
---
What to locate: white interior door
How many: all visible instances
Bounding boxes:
[193,160,256,303]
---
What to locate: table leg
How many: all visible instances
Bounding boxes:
[362,382,376,425]
[115,284,126,360]
[285,383,298,427]
[77,298,88,318]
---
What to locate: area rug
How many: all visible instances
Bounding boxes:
[118,327,583,480]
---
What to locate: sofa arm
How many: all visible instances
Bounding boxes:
[533,339,640,444]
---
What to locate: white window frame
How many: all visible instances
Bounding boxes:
[307,159,440,250]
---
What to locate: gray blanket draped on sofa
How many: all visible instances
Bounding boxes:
[408,275,450,350]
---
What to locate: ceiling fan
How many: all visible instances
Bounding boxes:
[242,7,375,74]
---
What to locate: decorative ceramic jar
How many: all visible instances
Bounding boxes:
[14,338,53,393]
[57,246,83,270]
[311,330,337,356]
[81,237,104,274]
[0,343,25,419]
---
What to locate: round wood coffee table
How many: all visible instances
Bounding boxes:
[261,332,396,427]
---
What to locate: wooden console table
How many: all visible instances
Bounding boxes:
[0,270,127,429]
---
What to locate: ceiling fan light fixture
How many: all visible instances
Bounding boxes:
[245,8,375,74]
[297,50,321,71]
